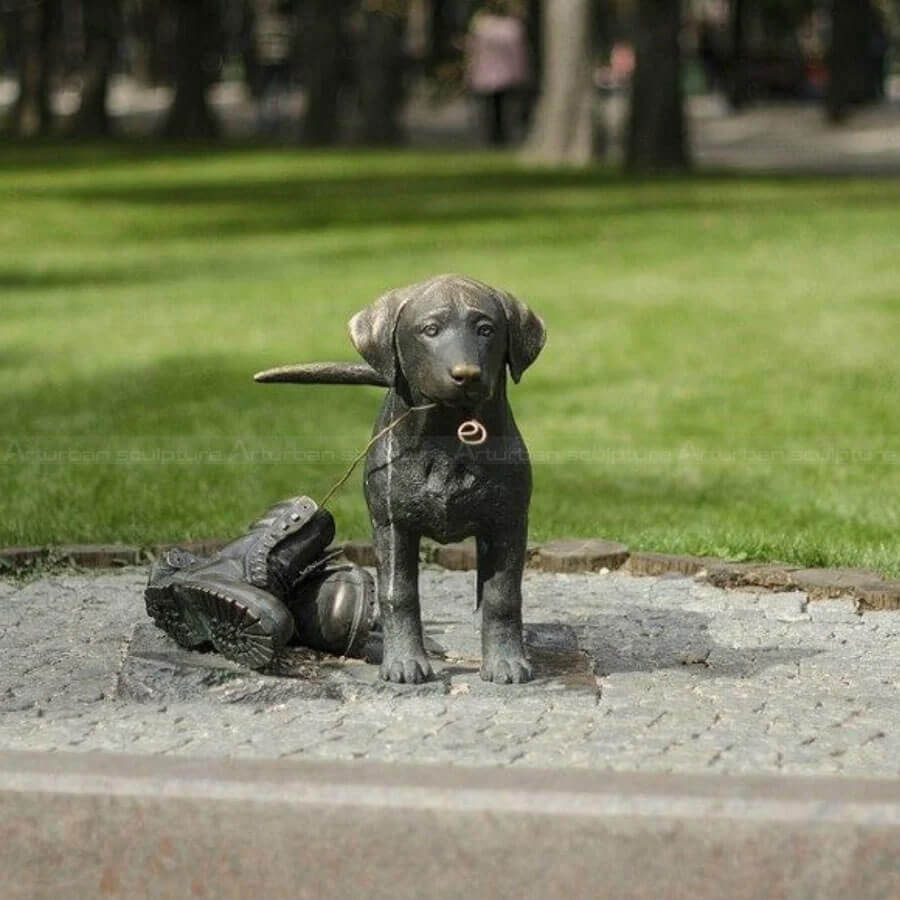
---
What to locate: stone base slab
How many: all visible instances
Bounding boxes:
[1,750,898,900]
[116,619,598,705]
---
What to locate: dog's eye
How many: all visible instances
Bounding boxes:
[477,323,495,338]
[421,323,441,337]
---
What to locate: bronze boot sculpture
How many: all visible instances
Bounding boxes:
[145,497,374,669]
[288,564,376,660]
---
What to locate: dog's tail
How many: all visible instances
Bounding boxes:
[254,362,390,388]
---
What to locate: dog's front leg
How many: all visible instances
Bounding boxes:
[373,523,432,683]
[477,528,532,684]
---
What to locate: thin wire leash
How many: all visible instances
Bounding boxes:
[317,404,487,508]
[318,403,436,508]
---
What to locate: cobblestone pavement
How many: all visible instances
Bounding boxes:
[1,567,897,776]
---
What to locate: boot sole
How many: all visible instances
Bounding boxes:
[145,579,293,670]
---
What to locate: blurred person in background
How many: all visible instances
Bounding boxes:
[464,0,531,145]
[248,0,295,134]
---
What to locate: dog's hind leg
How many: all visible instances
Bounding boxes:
[373,523,432,684]
[477,525,532,684]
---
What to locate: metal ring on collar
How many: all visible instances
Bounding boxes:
[457,419,488,446]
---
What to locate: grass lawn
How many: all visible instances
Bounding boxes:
[1,144,898,574]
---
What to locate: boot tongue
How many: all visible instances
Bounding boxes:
[266,508,336,600]
[241,497,325,591]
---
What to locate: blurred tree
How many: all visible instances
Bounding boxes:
[299,0,350,144]
[727,0,817,108]
[826,0,885,121]
[358,0,409,144]
[162,0,222,138]
[125,0,177,86]
[526,0,542,80]
[71,0,120,137]
[727,0,746,107]
[427,0,456,71]
[424,0,483,71]
[522,0,594,164]
[14,0,60,137]
[626,0,689,171]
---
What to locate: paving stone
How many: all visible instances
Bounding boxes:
[704,562,800,591]
[431,541,477,571]
[760,592,811,622]
[51,544,142,567]
[807,599,861,624]
[339,540,377,567]
[535,539,630,573]
[791,568,884,600]
[149,538,228,560]
[0,546,47,573]
[855,580,900,611]
[625,552,717,577]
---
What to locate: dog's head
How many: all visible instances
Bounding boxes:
[348,274,546,406]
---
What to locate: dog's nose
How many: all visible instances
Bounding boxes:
[450,364,482,384]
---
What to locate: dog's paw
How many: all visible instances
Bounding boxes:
[380,655,433,684]
[480,656,533,685]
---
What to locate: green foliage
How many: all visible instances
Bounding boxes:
[1,145,898,574]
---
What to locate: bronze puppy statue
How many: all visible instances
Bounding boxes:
[257,274,546,684]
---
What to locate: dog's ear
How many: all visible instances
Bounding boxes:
[495,290,546,383]
[348,288,411,383]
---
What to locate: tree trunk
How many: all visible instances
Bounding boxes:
[626,0,689,172]
[527,0,542,79]
[161,0,220,139]
[358,6,408,145]
[826,0,878,123]
[427,0,453,72]
[71,0,118,137]
[14,0,57,137]
[726,0,747,109]
[522,0,593,166]
[300,0,349,145]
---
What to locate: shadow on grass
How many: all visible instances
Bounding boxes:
[0,264,184,291]
[7,145,900,244]
[3,352,380,440]
[0,345,35,369]
[0,138,253,171]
